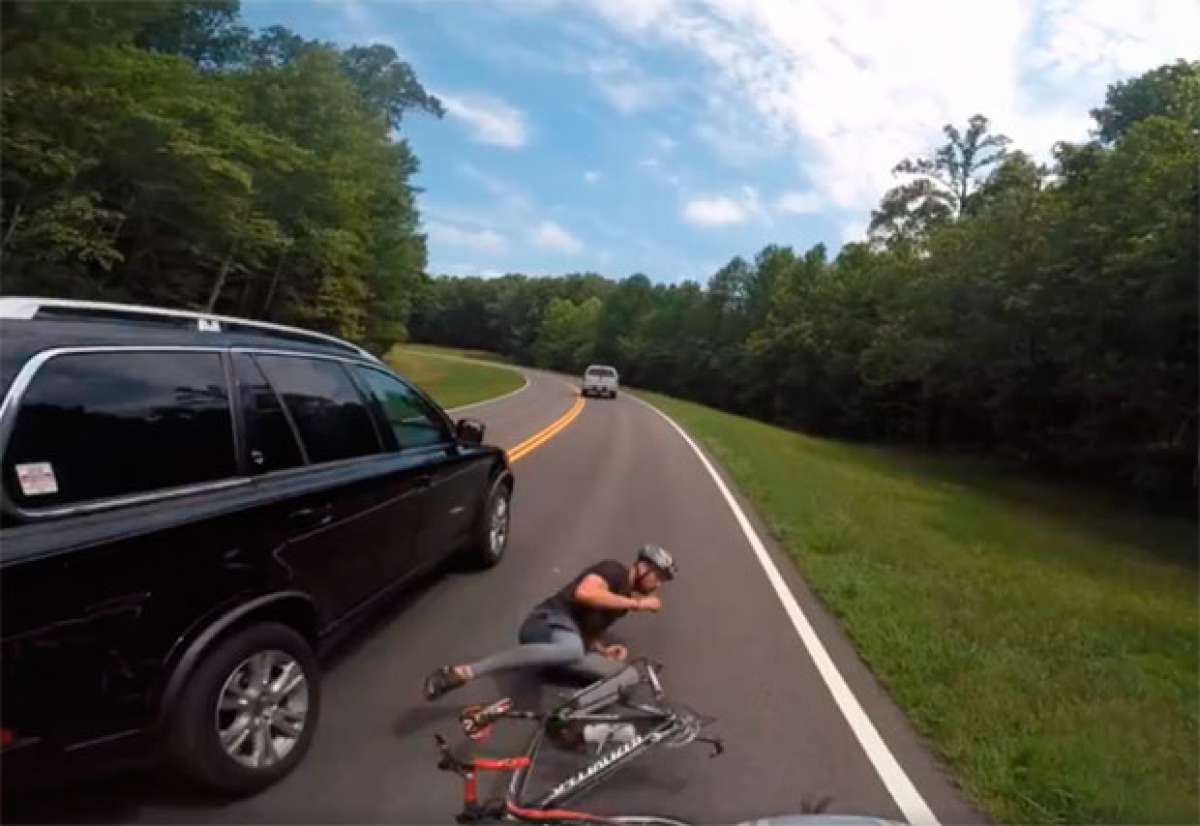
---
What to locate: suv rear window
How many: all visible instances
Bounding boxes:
[4,351,237,509]
[587,367,616,377]
[233,353,305,474]
[254,355,381,464]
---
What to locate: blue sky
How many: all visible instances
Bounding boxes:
[242,0,1195,283]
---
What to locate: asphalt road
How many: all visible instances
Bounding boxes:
[5,366,984,825]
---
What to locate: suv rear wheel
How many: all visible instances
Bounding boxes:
[166,622,320,795]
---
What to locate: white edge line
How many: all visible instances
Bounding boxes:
[392,347,532,413]
[629,392,939,826]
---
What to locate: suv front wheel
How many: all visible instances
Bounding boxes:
[166,622,321,795]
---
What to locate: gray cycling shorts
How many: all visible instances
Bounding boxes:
[518,604,580,643]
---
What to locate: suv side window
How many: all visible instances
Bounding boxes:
[232,353,305,474]
[3,351,236,509]
[353,367,450,450]
[254,355,381,464]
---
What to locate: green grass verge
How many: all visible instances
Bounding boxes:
[384,344,524,409]
[636,389,1198,825]
[401,343,515,364]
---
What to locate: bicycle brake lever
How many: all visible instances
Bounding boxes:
[645,662,664,700]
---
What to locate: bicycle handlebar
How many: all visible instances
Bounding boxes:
[459,697,544,740]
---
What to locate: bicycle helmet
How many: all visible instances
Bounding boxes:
[636,544,677,580]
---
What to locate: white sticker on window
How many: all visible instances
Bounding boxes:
[15,462,58,496]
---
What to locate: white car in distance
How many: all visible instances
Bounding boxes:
[581,365,619,398]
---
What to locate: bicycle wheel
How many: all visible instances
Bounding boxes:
[607,816,692,826]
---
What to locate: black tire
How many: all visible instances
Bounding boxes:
[165,622,320,796]
[610,390,618,399]
[464,481,511,568]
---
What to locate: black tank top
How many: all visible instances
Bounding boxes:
[543,559,631,639]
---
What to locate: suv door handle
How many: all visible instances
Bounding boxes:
[289,503,333,529]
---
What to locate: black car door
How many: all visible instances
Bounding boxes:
[351,366,489,574]
[245,353,427,626]
[0,349,251,745]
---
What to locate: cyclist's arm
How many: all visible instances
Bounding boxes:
[573,574,642,612]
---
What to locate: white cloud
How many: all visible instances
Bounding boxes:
[595,80,666,113]
[639,157,661,168]
[776,190,822,215]
[684,196,747,226]
[683,185,768,227]
[654,133,679,152]
[1033,0,1200,80]
[440,93,529,148]
[584,170,602,183]
[440,263,508,278]
[583,0,1195,212]
[426,221,508,254]
[586,56,675,113]
[533,220,584,254]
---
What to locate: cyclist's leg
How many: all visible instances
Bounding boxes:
[556,651,623,682]
[465,628,586,678]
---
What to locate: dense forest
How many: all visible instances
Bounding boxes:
[0,1,1195,503]
[411,63,1199,504]
[1,0,440,352]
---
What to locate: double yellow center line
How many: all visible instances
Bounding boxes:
[506,395,586,463]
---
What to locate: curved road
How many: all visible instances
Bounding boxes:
[6,366,982,824]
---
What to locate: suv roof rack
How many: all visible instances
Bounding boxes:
[0,297,380,363]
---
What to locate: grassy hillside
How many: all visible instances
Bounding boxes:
[384,345,524,410]
[401,343,515,365]
[637,390,1197,825]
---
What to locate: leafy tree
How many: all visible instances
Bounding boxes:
[0,0,440,346]
[1091,59,1200,144]
[339,44,444,127]
[870,114,1010,243]
[135,0,250,70]
[533,297,601,372]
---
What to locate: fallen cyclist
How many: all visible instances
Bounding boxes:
[424,544,677,700]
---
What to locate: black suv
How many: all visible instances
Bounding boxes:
[0,298,514,794]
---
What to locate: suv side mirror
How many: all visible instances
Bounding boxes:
[456,418,485,445]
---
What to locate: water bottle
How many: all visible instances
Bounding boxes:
[583,722,637,752]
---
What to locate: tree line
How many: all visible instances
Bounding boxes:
[410,61,1199,505]
[1,0,441,351]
